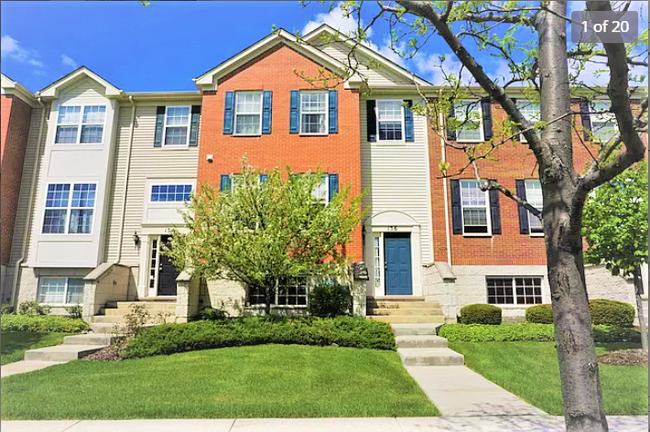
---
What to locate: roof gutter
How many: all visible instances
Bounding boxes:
[114,95,136,264]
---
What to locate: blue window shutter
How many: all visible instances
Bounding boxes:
[404,100,414,142]
[262,91,272,134]
[481,99,493,140]
[366,100,377,142]
[515,180,529,234]
[489,181,501,235]
[223,92,234,135]
[290,90,300,134]
[446,104,457,141]
[451,180,462,235]
[154,106,165,147]
[580,100,592,141]
[189,105,201,146]
[220,175,231,192]
[328,90,338,134]
[259,174,268,183]
[328,174,339,203]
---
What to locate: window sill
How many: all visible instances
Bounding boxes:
[233,134,262,137]
[529,232,544,237]
[462,233,492,237]
[488,304,544,308]
[160,145,190,150]
[299,133,329,137]
[376,141,406,146]
[245,305,308,309]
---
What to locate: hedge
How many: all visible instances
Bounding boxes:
[124,315,396,359]
[589,299,635,327]
[1,315,89,333]
[525,304,554,324]
[459,304,502,325]
[438,323,642,344]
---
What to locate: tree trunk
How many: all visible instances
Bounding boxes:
[633,267,647,350]
[538,3,608,431]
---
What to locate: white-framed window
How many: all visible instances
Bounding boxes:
[454,100,483,142]
[164,106,191,146]
[247,282,308,306]
[487,277,543,305]
[516,100,540,142]
[234,92,263,135]
[38,277,85,304]
[300,92,328,135]
[590,101,617,143]
[150,184,192,202]
[373,236,382,289]
[376,100,404,141]
[525,180,543,234]
[42,183,96,234]
[55,105,106,144]
[312,174,330,203]
[460,180,490,235]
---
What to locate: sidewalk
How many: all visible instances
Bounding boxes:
[2,417,647,432]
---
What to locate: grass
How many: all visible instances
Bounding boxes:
[1,344,439,420]
[449,341,648,416]
[1,332,67,365]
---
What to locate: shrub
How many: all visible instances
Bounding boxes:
[308,283,351,318]
[1,304,15,315]
[526,304,554,324]
[1,315,89,333]
[459,304,502,325]
[199,306,229,321]
[589,299,635,327]
[18,301,51,316]
[592,325,642,343]
[123,315,395,359]
[64,305,83,319]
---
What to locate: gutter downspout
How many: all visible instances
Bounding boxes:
[439,107,452,266]
[114,95,136,264]
[11,97,46,307]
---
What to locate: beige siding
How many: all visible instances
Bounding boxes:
[58,77,107,104]
[361,96,433,263]
[10,105,49,265]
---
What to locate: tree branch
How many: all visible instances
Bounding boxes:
[567,50,649,67]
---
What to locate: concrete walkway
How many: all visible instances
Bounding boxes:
[1,360,67,378]
[1,417,647,432]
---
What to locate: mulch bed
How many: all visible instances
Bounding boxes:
[597,349,648,366]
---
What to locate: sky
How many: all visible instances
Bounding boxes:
[1,1,647,94]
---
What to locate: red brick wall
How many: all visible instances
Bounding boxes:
[197,43,363,260]
[1,95,32,265]
[429,101,620,266]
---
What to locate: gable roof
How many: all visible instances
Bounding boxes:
[193,28,361,91]
[1,73,39,107]
[37,66,123,98]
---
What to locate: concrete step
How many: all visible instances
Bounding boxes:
[63,334,113,346]
[89,323,119,333]
[368,302,441,309]
[25,345,106,362]
[391,323,443,336]
[367,315,445,324]
[367,308,443,316]
[398,347,464,366]
[107,300,176,310]
[92,315,125,324]
[396,335,448,348]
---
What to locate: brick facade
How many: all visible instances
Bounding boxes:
[197,43,363,260]
[1,94,32,266]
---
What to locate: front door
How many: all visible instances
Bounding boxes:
[384,233,412,295]
[157,235,178,296]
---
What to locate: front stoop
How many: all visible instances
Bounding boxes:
[90,300,177,332]
[367,297,445,324]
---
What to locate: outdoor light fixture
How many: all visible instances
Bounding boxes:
[133,232,140,247]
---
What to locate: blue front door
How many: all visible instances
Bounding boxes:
[384,234,412,295]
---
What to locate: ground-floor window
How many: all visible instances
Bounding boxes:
[247,282,308,306]
[38,277,84,304]
[486,277,543,305]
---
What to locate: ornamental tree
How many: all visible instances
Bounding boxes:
[302,1,648,430]
[583,161,648,348]
[164,160,363,316]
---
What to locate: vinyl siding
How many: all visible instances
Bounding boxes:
[361,96,433,263]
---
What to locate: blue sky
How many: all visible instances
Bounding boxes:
[1,2,646,93]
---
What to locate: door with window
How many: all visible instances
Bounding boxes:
[384,233,412,295]
[149,235,179,296]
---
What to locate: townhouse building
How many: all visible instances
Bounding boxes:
[0,24,645,328]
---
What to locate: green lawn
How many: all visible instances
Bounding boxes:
[1,344,439,420]
[1,332,67,365]
[449,341,648,416]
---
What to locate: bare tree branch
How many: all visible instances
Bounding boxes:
[567,50,649,67]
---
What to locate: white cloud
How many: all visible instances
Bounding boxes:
[61,55,78,69]
[377,37,407,67]
[413,52,477,85]
[302,4,373,39]
[1,35,44,68]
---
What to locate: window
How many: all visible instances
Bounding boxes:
[312,174,329,203]
[460,180,490,234]
[373,236,381,288]
[590,101,617,143]
[151,184,192,202]
[247,282,308,306]
[43,183,96,234]
[55,105,106,144]
[454,101,483,142]
[487,277,543,305]
[516,100,540,142]
[377,100,403,141]
[300,92,327,134]
[38,277,85,304]
[234,92,262,135]
[164,106,191,146]
[524,180,543,233]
